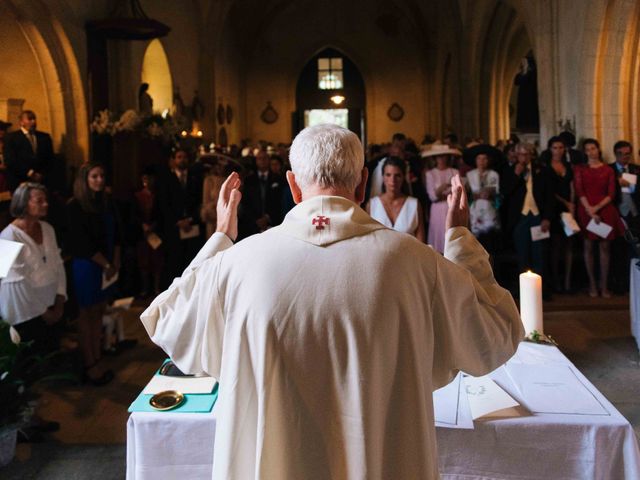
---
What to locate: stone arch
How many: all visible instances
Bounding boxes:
[611,0,640,156]
[2,0,88,167]
[474,1,533,143]
[573,0,640,157]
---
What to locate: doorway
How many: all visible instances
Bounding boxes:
[294,48,366,142]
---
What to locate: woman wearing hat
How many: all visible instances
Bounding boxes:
[423,144,461,253]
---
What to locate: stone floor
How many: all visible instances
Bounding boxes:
[1,293,639,478]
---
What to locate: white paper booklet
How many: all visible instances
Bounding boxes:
[561,212,580,237]
[505,364,608,415]
[179,224,200,240]
[0,239,23,278]
[112,296,134,309]
[586,218,613,239]
[433,373,474,429]
[622,172,637,193]
[530,225,550,242]
[102,270,119,290]
[143,374,217,395]
[463,375,520,420]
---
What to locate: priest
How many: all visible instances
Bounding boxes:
[141,124,524,479]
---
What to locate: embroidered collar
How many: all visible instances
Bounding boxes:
[272,195,386,246]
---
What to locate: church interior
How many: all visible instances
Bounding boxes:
[1,0,640,478]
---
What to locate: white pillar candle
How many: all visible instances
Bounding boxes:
[519,270,543,336]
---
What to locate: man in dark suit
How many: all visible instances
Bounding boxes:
[3,110,55,191]
[501,142,555,298]
[609,140,640,293]
[156,148,204,285]
[238,150,284,239]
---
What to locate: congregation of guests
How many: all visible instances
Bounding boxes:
[1,111,640,396]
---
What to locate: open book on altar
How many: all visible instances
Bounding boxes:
[433,371,524,429]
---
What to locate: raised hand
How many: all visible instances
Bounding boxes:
[445,174,469,231]
[215,172,242,241]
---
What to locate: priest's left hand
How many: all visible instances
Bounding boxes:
[216,172,242,241]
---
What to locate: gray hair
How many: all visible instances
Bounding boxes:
[289,124,363,191]
[9,182,47,218]
[515,142,537,156]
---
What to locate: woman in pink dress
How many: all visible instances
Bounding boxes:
[423,144,461,253]
[574,138,625,297]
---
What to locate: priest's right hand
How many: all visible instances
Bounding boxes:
[445,174,469,231]
[216,172,242,241]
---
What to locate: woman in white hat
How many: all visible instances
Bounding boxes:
[423,143,461,253]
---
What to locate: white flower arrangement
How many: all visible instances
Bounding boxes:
[113,109,141,133]
[91,109,179,141]
[90,109,114,135]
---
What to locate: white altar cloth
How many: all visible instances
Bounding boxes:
[127,342,640,480]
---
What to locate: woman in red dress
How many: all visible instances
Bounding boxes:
[574,138,625,297]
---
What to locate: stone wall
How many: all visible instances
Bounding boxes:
[2,0,640,162]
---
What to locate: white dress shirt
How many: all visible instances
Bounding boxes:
[0,222,66,325]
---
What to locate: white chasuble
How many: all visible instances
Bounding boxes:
[141,195,523,480]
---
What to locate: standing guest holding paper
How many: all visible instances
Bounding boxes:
[156,149,203,284]
[547,136,576,293]
[67,162,121,385]
[574,139,625,298]
[501,142,554,298]
[0,182,66,441]
[0,183,66,355]
[609,141,640,294]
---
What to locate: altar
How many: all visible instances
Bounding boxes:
[126,342,640,479]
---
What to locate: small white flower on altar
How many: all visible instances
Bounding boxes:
[1,371,8,381]
[9,326,21,345]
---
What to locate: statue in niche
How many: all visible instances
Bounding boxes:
[138,83,153,116]
[172,86,185,119]
[514,53,540,132]
[192,90,205,121]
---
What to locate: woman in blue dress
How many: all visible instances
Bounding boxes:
[67,162,121,385]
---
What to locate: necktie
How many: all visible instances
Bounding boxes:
[28,133,36,153]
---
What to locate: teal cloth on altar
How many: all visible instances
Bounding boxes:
[128,359,219,413]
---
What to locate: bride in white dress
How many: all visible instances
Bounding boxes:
[366,157,426,242]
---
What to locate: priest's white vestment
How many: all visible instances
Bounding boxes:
[141,195,523,479]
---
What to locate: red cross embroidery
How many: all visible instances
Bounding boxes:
[312,215,330,230]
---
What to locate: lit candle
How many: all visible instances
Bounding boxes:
[519,270,543,336]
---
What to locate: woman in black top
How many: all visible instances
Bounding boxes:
[547,136,575,292]
[67,162,121,385]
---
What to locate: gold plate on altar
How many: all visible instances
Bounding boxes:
[149,390,185,411]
